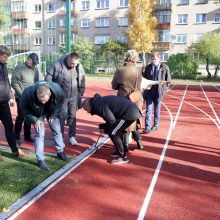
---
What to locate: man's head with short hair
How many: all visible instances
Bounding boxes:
[151,52,160,66]
[0,45,11,64]
[27,53,39,68]
[124,49,139,64]
[36,86,51,104]
[82,98,91,113]
[67,52,80,68]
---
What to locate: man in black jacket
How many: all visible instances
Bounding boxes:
[0,45,27,158]
[82,94,142,165]
[142,52,171,133]
[21,81,67,170]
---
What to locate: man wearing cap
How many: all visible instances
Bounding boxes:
[11,52,40,144]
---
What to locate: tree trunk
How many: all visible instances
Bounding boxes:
[214,65,219,78]
[206,58,212,78]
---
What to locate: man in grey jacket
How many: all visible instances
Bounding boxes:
[11,53,40,144]
[45,52,85,146]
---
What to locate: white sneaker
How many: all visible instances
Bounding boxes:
[69,136,78,145]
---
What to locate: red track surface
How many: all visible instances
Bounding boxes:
[1,82,220,220]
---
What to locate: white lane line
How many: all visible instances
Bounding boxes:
[0,135,110,220]
[173,84,188,129]
[168,94,220,130]
[213,86,220,91]
[200,85,220,126]
[137,102,173,220]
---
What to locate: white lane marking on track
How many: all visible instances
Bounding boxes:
[173,84,188,129]
[137,103,173,220]
[200,85,220,126]
[168,94,220,130]
[1,136,110,220]
[213,86,220,91]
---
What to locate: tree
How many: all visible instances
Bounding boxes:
[0,0,10,44]
[127,0,157,65]
[99,38,129,69]
[188,32,220,78]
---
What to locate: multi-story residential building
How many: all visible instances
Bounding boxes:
[3,0,220,62]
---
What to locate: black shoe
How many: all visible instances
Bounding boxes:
[37,160,49,171]
[137,140,144,150]
[143,128,151,134]
[24,137,35,142]
[110,151,119,158]
[57,152,67,161]
[123,144,129,153]
[151,126,158,132]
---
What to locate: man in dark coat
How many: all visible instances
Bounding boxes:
[82,94,142,165]
[142,52,171,133]
[11,52,40,144]
[21,81,67,170]
[0,45,27,158]
[45,52,85,146]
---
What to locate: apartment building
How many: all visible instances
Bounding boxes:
[3,0,220,61]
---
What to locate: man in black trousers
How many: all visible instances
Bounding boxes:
[82,94,142,165]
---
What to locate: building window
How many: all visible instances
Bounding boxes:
[194,33,203,43]
[35,21,42,29]
[34,37,42,45]
[48,19,56,29]
[157,30,170,42]
[48,37,56,45]
[176,34,187,43]
[96,0,109,9]
[177,14,188,24]
[81,1,90,10]
[48,3,56,12]
[11,1,26,12]
[95,36,109,44]
[119,0,128,7]
[118,35,127,43]
[161,52,169,62]
[155,10,171,24]
[214,13,220,23]
[4,35,12,45]
[179,0,189,4]
[196,0,208,4]
[96,17,109,27]
[81,19,90,27]
[196,14,206,23]
[71,1,76,10]
[159,0,171,4]
[60,17,66,27]
[59,33,66,44]
[13,20,27,28]
[34,4,41,13]
[118,17,128,26]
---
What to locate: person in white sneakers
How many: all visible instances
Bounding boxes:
[45,52,85,146]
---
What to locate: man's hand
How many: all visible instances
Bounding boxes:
[48,118,54,123]
[35,120,41,132]
[9,99,15,107]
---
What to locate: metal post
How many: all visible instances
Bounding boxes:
[66,0,71,53]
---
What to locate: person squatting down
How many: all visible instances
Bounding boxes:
[20,81,67,170]
[45,52,85,146]
[0,45,27,159]
[82,94,142,165]
[11,52,40,145]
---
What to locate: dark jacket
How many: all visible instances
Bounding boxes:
[143,62,171,99]
[45,55,85,98]
[20,81,64,125]
[90,94,142,128]
[11,62,39,99]
[0,63,14,103]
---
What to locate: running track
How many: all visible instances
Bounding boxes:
[1,82,220,220]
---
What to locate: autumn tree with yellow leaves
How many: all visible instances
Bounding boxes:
[127,0,157,65]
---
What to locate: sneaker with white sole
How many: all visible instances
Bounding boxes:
[69,136,78,145]
[111,157,129,165]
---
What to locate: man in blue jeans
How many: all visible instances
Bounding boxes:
[21,81,67,170]
[142,52,171,133]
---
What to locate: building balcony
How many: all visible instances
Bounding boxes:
[58,9,77,17]
[11,11,28,20]
[11,44,29,51]
[157,23,170,30]
[11,28,28,35]
[72,26,77,33]
[58,26,77,33]
[154,3,172,11]
[153,42,171,50]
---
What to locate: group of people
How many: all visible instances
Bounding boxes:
[0,44,171,169]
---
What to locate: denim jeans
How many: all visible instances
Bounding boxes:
[145,95,161,130]
[35,117,65,161]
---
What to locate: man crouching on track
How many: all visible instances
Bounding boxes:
[82,93,142,165]
[21,81,67,170]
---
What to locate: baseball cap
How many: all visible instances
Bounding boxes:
[28,53,39,65]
